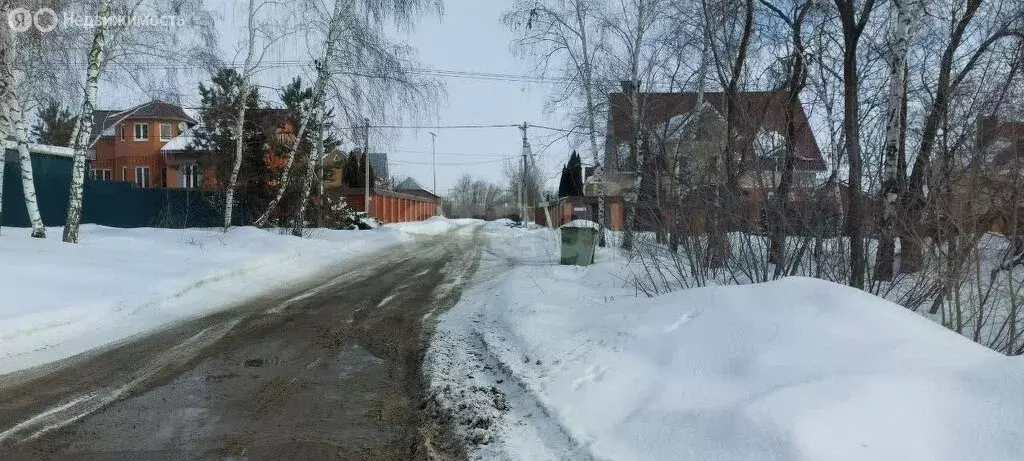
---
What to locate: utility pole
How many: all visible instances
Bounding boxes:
[430,131,440,216]
[519,122,531,226]
[364,118,370,217]
[316,105,326,227]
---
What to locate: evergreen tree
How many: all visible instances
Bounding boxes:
[557,164,569,197]
[189,68,272,221]
[567,151,584,196]
[558,151,585,197]
[30,102,77,146]
[341,151,376,188]
[273,77,343,224]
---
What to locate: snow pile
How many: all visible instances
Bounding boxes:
[0,224,419,374]
[559,219,599,230]
[384,216,481,235]
[427,224,1024,461]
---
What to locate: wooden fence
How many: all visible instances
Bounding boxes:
[330,187,438,224]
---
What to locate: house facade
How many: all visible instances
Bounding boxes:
[90,100,199,188]
[959,116,1024,235]
[592,83,829,232]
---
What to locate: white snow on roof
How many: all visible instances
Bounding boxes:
[560,219,600,230]
[160,135,196,152]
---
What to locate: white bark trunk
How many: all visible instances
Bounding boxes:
[875,0,923,279]
[63,0,110,243]
[7,97,45,237]
[223,83,249,231]
[259,0,344,228]
[623,76,642,250]
[224,0,261,231]
[0,17,10,235]
[292,105,323,237]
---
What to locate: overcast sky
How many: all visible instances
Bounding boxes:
[96,0,572,195]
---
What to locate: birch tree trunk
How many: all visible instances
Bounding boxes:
[292,102,324,237]
[224,0,260,231]
[258,0,344,228]
[8,97,45,237]
[1,14,44,238]
[575,2,605,247]
[0,11,11,235]
[622,79,642,251]
[874,0,922,280]
[223,82,249,231]
[63,0,110,243]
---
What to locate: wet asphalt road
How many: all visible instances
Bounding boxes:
[0,226,481,460]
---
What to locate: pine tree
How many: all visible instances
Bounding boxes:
[341,151,376,188]
[30,102,77,146]
[557,164,569,197]
[190,68,271,223]
[567,151,584,196]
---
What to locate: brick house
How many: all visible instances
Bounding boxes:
[593,83,829,232]
[89,100,199,188]
[962,116,1024,235]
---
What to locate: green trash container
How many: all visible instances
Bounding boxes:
[559,220,599,266]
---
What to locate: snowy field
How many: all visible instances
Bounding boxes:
[0,218,478,375]
[426,221,1024,461]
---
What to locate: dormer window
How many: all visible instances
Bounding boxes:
[134,122,149,141]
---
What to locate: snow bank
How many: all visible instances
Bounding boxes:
[559,219,599,230]
[384,216,481,235]
[0,224,420,374]
[427,224,1024,461]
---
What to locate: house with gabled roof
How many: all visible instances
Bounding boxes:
[90,100,199,188]
[591,82,830,232]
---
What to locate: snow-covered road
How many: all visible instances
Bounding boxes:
[0,217,473,375]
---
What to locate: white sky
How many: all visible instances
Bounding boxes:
[97,0,573,195]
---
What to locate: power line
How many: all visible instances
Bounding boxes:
[390,157,510,166]
[54,60,572,84]
[386,149,511,157]
[368,124,520,130]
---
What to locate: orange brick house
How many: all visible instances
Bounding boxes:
[89,100,200,188]
[90,101,303,190]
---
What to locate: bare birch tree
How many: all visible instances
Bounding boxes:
[873,0,923,280]
[504,0,609,241]
[62,0,111,243]
[1,3,49,238]
[601,0,670,250]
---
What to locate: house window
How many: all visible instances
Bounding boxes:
[134,122,149,141]
[182,163,201,189]
[135,166,151,187]
[159,123,172,141]
[90,169,112,181]
[120,125,125,140]
[122,166,128,180]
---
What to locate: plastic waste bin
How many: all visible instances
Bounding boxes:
[559,220,599,266]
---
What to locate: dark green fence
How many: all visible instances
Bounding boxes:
[2,153,249,229]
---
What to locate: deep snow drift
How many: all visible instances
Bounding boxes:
[0,218,476,375]
[426,221,1024,461]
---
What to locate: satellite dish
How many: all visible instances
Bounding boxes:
[178,121,188,132]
